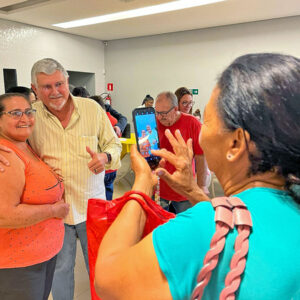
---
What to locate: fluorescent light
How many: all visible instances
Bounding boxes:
[53,0,225,28]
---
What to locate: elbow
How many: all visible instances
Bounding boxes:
[94,259,117,300]
[94,269,106,299]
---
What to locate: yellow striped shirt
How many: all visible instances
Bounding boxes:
[29,95,122,225]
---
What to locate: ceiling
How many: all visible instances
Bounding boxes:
[0,0,299,41]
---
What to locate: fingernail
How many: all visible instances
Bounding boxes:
[157,170,163,176]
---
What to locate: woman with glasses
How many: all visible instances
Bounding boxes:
[175,87,195,114]
[0,93,69,300]
[175,87,211,192]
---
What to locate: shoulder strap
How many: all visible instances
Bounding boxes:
[191,197,252,300]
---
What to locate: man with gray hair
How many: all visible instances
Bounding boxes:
[155,91,208,213]
[30,58,122,300]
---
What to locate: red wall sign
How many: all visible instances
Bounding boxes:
[107,83,113,91]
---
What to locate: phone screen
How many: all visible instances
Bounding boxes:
[132,107,161,170]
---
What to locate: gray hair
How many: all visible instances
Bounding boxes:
[31,58,69,86]
[156,91,178,107]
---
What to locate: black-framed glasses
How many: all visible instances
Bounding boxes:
[0,109,36,120]
[155,106,175,117]
[181,101,195,107]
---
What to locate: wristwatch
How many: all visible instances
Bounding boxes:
[104,152,112,163]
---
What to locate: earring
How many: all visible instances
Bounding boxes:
[227,154,233,160]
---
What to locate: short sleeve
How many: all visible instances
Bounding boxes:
[152,202,215,300]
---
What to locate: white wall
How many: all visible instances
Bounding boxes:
[0,18,105,94]
[105,16,300,122]
[1,16,300,121]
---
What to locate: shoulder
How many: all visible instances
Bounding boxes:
[152,201,216,298]
[0,147,25,178]
[182,113,201,126]
[74,96,106,115]
[32,100,44,112]
[74,96,100,109]
[154,201,215,242]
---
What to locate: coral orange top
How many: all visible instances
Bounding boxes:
[0,139,65,268]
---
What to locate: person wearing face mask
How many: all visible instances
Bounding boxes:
[0,93,69,300]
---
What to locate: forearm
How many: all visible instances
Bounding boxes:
[99,175,152,259]
[100,135,122,170]
[99,200,146,261]
[0,203,54,228]
[186,186,210,205]
[103,144,122,170]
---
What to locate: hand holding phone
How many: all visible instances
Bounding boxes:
[132,107,161,170]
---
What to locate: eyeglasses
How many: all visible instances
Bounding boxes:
[155,106,175,117]
[0,109,37,119]
[181,101,195,107]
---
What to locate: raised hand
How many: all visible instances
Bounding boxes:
[130,145,157,197]
[152,129,209,204]
[86,146,107,174]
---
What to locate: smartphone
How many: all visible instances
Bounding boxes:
[132,107,161,170]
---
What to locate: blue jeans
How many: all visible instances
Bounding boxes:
[160,198,192,214]
[51,222,89,300]
[104,171,117,200]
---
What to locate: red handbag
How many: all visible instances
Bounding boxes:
[86,191,175,300]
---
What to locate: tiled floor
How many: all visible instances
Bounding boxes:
[49,154,223,299]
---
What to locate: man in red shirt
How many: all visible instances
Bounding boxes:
[155,91,208,213]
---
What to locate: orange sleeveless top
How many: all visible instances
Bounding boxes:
[0,139,65,268]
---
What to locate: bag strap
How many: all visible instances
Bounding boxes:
[123,190,153,203]
[191,197,252,300]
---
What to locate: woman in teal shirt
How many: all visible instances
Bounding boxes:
[95,53,300,299]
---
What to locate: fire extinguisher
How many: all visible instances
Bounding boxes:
[100,92,111,105]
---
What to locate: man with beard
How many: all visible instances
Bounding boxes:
[30,58,122,300]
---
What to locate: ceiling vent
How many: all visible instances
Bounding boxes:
[0,0,54,13]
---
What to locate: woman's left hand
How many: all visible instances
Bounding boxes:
[130,145,157,197]
[152,129,209,204]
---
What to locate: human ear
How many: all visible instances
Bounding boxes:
[226,128,250,161]
[31,84,38,96]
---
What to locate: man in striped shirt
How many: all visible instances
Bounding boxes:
[30,58,122,300]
